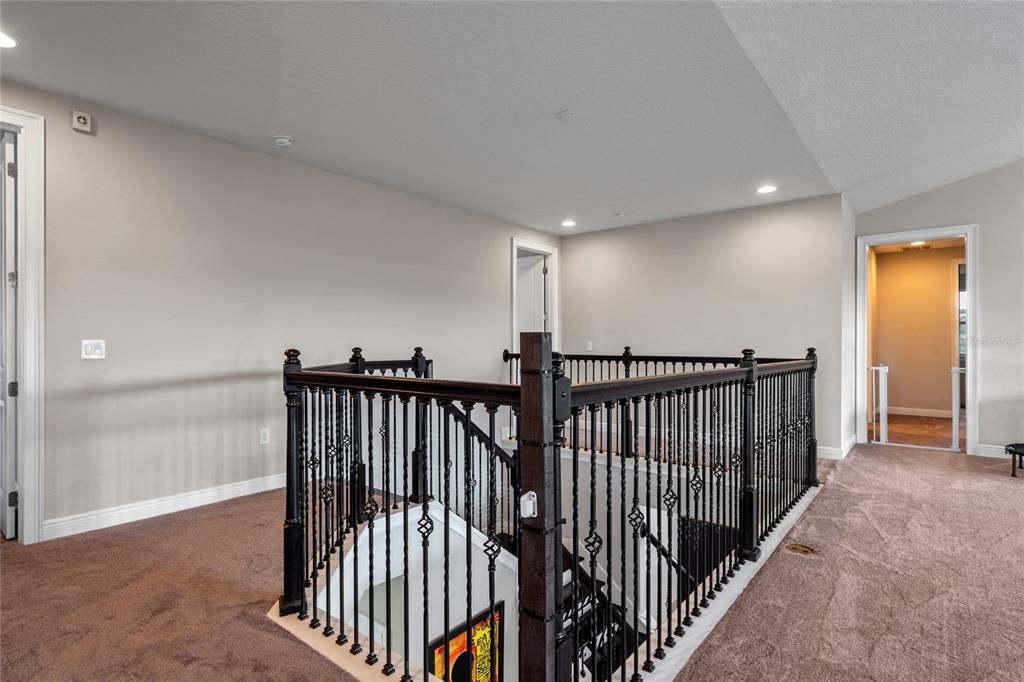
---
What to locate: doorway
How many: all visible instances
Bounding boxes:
[0,104,45,544]
[857,226,977,454]
[0,130,17,539]
[510,238,559,352]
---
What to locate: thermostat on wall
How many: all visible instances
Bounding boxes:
[71,110,93,134]
[81,339,106,360]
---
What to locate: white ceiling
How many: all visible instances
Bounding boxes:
[0,2,1020,233]
[717,1,1024,213]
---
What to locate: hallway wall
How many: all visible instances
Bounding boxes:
[857,160,1024,453]
[0,80,559,526]
[560,194,853,456]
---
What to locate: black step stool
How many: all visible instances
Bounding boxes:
[1007,444,1023,478]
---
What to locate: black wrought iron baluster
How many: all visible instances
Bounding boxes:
[620,398,630,682]
[310,388,322,629]
[323,391,336,639]
[683,387,695,627]
[462,400,476,680]
[627,397,641,682]
[666,390,680,644]
[713,384,724,594]
[698,385,709,613]
[417,397,433,682]
[652,392,664,661]
[382,394,395,674]
[585,403,601,681]
[647,394,659,667]
[604,401,614,680]
[349,391,363,654]
[336,391,349,645]
[485,404,500,682]
[399,396,410,682]
[439,401,452,682]
[571,407,582,682]
[299,388,310,618]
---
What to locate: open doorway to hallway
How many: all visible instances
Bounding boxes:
[510,238,559,352]
[867,236,967,450]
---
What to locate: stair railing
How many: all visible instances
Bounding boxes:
[279,335,818,682]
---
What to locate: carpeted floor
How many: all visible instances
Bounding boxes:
[2,445,1020,681]
[678,444,1024,681]
[0,489,357,681]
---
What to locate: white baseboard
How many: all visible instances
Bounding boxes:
[888,406,953,418]
[973,443,1012,459]
[818,435,856,460]
[43,472,285,541]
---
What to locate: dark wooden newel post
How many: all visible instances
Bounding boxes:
[280,348,306,616]
[518,332,571,682]
[805,348,820,487]
[739,349,762,563]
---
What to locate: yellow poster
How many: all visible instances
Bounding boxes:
[430,603,503,682]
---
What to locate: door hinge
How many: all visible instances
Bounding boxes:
[7,271,16,287]
[7,490,17,507]
[543,267,549,275]
[7,381,17,397]
[6,162,15,178]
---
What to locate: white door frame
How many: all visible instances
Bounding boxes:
[0,105,46,543]
[511,237,560,352]
[855,224,977,455]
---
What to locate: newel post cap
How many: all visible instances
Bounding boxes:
[284,348,301,366]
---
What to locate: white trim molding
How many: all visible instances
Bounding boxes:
[856,225,978,456]
[818,436,856,460]
[43,473,285,541]
[510,237,560,352]
[0,105,45,544]
[974,444,1012,460]
[888,406,953,419]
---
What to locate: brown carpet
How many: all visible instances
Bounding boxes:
[0,489,356,681]
[679,444,1024,681]
[3,446,1021,681]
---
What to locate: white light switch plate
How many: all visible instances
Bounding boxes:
[259,428,271,446]
[586,341,594,351]
[81,339,106,360]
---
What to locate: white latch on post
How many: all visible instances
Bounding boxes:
[520,491,538,519]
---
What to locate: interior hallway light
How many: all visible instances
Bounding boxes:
[0,32,17,48]
[757,184,777,194]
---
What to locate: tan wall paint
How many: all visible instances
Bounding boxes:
[0,81,559,519]
[560,195,851,453]
[857,160,1024,448]
[873,246,964,413]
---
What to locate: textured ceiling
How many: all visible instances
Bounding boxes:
[0,2,1020,231]
[717,1,1024,213]
[0,1,831,233]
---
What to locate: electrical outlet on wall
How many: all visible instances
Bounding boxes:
[586,341,594,351]
[259,428,271,446]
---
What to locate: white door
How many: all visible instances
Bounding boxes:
[516,253,547,332]
[0,130,17,539]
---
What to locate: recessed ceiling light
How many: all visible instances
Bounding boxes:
[910,240,926,246]
[0,32,17,49]
[614,212,626,218]
[561,219,577,228]
[756,184,777,194]
[273,135,293,147]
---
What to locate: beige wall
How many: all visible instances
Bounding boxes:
[873,246,964,413]
[0,81,559,520]
[560,195,852,454]
[858,160,1024,450]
